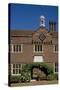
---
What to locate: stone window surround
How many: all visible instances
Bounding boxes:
[10,44,23,53]
[33,44,43,53]
[11,64,21,75]
[53,63,58,74]
[53,44,58,53]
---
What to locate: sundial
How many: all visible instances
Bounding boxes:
[39,33,46,42]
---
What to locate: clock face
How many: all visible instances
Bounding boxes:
[39,33,46,42]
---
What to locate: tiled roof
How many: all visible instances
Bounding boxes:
[10,30,34,37]
[10,30,58,38]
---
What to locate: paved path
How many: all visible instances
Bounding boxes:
[11,80,58,87]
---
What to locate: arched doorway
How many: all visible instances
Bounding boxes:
[31,66,46,80]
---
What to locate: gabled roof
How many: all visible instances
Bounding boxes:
[33,27,48,33]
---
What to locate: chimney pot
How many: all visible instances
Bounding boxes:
[49,21,56,32]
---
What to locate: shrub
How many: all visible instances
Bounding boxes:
[54,73,58,80]
[10,72,31,83]
[10,76,21,83]
[47,74,54,81]
[19,64,31,82]
[47,73,58,81]
[20,71,31,82]
[40,63,53,77]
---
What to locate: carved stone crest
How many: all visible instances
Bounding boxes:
[39,33,46,42]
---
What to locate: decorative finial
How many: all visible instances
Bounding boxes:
[40,15,45,27]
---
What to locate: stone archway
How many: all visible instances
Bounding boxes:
[31,66,46,80]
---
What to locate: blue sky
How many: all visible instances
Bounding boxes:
[9,3,58,31]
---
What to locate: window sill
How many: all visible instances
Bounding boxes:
[11,74,21,76]
[53,51,58,53]
[34,51,43,53]
[10,52,22,53]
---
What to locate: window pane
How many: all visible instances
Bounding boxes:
[16,69,18,74]
[35,45,37,51]
[55,67,58,72]
[55,45,58,51]
[13,69,15,74]
[16,64,19,68]
[55,63,58,72]
[16,45,18,52]
[19,64,21,68]
[40,45,42,51]
[13,64,15,68]
[19,45,21,52]
[35,45,42,52]
[38,45,39,51]
[19,69,21,74]
[13,45,16,52]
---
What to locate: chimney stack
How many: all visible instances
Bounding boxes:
[49,21,56,32]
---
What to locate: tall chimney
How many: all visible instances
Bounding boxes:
[49,21,56,32]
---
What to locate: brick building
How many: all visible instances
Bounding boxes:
[9,16,58,77]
